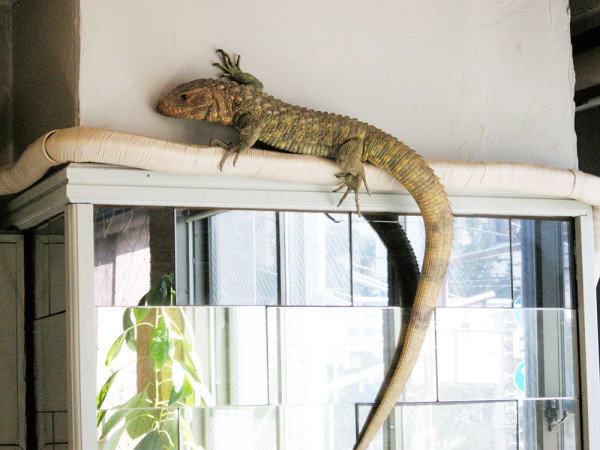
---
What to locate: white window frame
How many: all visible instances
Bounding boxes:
[2,163,599,449]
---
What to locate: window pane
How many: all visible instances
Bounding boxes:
[182,405,360,449]
[96,307,269,410]
[209,211,278,306]
[94,207,581,448]
[437,308,578,400]
[356,401,518,450]
[97,306,437,411]
[286,212,351,306]
[402,401,517,450]
[401,216,575,308]
[512,219,575,308]
[182,407,277,449]
[352,215,390,307]
[94,207,177,307]
[518,399,579,449]
[446,217,512,307]
[97,408,179,448]
[267,307,436,405]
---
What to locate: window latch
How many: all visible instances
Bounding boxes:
[545,400,568,432]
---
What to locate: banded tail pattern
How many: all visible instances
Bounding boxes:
[355,132,454,449]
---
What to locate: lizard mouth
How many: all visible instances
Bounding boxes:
[156,101,188,118]
[156,100,211,122]
[156,98,174,116]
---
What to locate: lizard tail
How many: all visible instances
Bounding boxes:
[355,137,454,449]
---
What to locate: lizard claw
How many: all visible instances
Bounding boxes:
[218,151,231,171]
[363,175,372,196]
[218,146,243,171]
[215,49,238,69]
[212,137,236,171]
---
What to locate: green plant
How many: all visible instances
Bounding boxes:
[97,274,208,449]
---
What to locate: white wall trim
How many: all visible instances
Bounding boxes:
[65,204,97,449]
[575,214,600,450]
[2,164,594,229]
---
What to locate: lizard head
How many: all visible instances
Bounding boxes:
[157,78,239,125]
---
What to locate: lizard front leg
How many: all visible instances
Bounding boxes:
[334,138,371,215]
[218,112,263,170]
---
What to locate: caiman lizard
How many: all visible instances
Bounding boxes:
[157,49,454,449]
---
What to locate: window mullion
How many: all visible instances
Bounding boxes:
[277,211,288,306]
[349,213,354,306]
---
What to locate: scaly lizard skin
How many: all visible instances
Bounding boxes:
[157,49,454,449]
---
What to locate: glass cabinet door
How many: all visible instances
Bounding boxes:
[93,206,581,449]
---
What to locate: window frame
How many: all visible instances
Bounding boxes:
[3,163,599,449]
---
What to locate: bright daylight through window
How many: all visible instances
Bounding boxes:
[94,207,579,449]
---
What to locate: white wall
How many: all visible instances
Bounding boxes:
[79,0,577,169]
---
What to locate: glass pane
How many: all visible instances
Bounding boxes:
[437,308,578,400]
[400,216,575,308]
[182,407,277,449]
[280,404,357,449]
[401,401,517,450]
[446,217,512,307]
[97,408,179,448]
[352,215,390,307]
[97,307,269,410]
[93,208,581,448]
[97,306,436,411]
[512,219,575,308]
[94,207,176,307]
[518,399,579,449]
[286,212,351,306]
[267,307,436,405]
[209,211,278,305]
[357,401,518,450]
[182,405,360,449]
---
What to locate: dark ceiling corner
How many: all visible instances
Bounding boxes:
[570,0,600,103]
[571,0,600,39]
[572,26,600,53]
[571,2,600,178]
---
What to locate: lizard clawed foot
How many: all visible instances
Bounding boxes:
[213,49,264,90]
[218,145,244,171]
[210,138,243,171]
[334,171,371,216]
[213,49,242,80]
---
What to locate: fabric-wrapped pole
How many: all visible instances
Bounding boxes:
[2,126,600,279]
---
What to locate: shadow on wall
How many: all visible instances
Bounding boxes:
[0,86,11,167]
[575,106,600,177]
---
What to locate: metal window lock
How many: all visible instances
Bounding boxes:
[545,400,569,432]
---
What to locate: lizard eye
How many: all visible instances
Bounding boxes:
[180,94,189,101]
